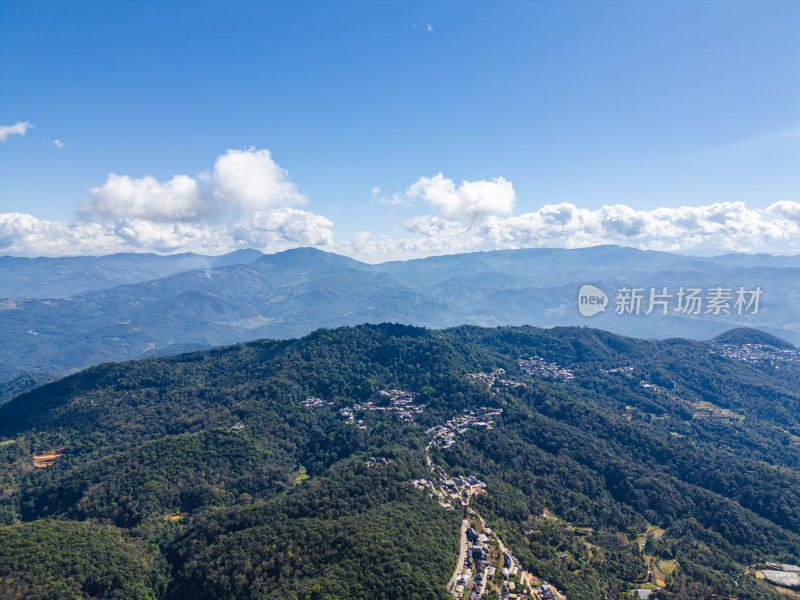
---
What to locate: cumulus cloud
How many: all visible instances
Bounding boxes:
[231,208,334,247]
[767,200,800,222]
[51,139,65,148]
[404,215,468,238]
[0,213,126,256]
[80,148,307,224]
[405,201,800,255]
[337,198,800,261]
[82,173,209,222]
[407,173,515,223]
[352,172,796,259]
[0,147,334,256]
[0,212,241,256]
[0,209,332,256]
[342,229,483,262]
[112,220,228,253]
[0,121,33,142]
[209,148,306,213]
[4,158,799,260]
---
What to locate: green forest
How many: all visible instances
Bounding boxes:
[1,323,800,599]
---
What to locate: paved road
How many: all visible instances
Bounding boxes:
[447,519,469,592]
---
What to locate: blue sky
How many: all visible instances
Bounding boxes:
[1,0,799,259]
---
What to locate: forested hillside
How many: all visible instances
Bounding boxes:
[3,246,799,397]
[1,324,799,599]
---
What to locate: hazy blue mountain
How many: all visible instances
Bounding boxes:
[0,248,447,387]
[0,249,263,299]
[0,245,797,397]
[702,252,800,268]
[376,245,720,291]
[375,246,800,344]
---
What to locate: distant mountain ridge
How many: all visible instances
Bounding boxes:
[0,245,797,395]
[713,327,796,349]
[0,249,264,298]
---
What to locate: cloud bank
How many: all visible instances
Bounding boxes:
[1,160,798,259]
[344,172,800,259]
[1,148,332,256]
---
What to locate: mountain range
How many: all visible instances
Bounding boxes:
[2,323,800,599]
[1,246,798,398]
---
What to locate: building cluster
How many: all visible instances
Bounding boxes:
[713,343,800,366]
[453,522,563,600]
[536,584,558,600]
[339,389,426,427]
[412,465,487,510]
[300,396,325,407]
[428,407,503,449]
[366,456,393,467]
[411,478,440,499]
[228,422,245,432]
[461,526,495,598]
[606,366,635,374]
[414,418,567,600]
[469,368,526,388]
[518,357,574,380]
[442,474,488,506]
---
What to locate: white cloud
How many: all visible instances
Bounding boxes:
[371,185,411,207]
[0,209,334,257]
[0,212,236,256]
[407,173,516,223]
[767,200,800,222]
[51,139,65,148]
[5,156,799,260]
[334,196,800,262]
[81,147,307,223]
[82,173,210,222]
[396,201,800,256]
[357,173,798,259]
[209,148,306,213]
[0,147,334,256]
[0,121,33,142]
[231,208,334,247]
[0,213,126,256]
[341,229,482,262]
[112,220,228,253]
[426,23,434,32]
[404,215,467,238]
